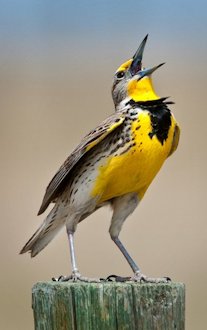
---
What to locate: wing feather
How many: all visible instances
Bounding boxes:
[38,112,125,215]
[168,124,180,157]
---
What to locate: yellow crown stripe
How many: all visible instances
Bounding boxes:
[116,59,132,72]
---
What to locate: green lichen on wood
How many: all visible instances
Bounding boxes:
[32,281,185,330]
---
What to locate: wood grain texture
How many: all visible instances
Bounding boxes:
[32,282,185,330]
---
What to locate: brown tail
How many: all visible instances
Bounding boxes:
[20,205,66,257]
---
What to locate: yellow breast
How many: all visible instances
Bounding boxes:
[91,111,177,203]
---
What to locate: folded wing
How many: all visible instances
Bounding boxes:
[38,112,126,215]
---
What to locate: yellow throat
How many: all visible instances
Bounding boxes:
[127,76,160,102]
[117,59,161,102]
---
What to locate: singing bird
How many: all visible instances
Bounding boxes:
[20,36,180,282]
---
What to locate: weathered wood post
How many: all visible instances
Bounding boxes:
[32,282,185,330]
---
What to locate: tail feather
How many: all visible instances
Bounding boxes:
[20,205,66,257]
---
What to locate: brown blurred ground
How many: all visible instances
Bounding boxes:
[0,41,207,330]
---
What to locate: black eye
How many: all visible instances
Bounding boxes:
[116,71,125,79]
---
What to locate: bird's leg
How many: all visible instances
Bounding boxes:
[54,228,100,282]
[112,236,140,273]
[68,230,80,279]
[111,236,170,283]
[109,194,170,283]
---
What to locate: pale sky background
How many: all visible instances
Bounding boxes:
[1,1,207,329]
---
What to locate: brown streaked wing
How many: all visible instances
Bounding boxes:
[38,112,126,215]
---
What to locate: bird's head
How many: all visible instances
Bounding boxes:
[112,35,164,107]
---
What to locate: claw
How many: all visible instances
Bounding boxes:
[105,274,131,282]
[52,275,72,282]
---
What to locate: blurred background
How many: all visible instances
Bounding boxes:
[1,0,206,329]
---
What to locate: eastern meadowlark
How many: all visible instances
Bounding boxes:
[20,35,180,282]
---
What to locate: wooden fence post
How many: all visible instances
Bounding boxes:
[32,281,185,330]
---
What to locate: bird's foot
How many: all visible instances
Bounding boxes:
[104,273,171,283]
[131,271,171,283]
[52,271,101,283]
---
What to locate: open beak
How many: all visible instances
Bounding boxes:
[138,62,165,80]
[129,34,148,76]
